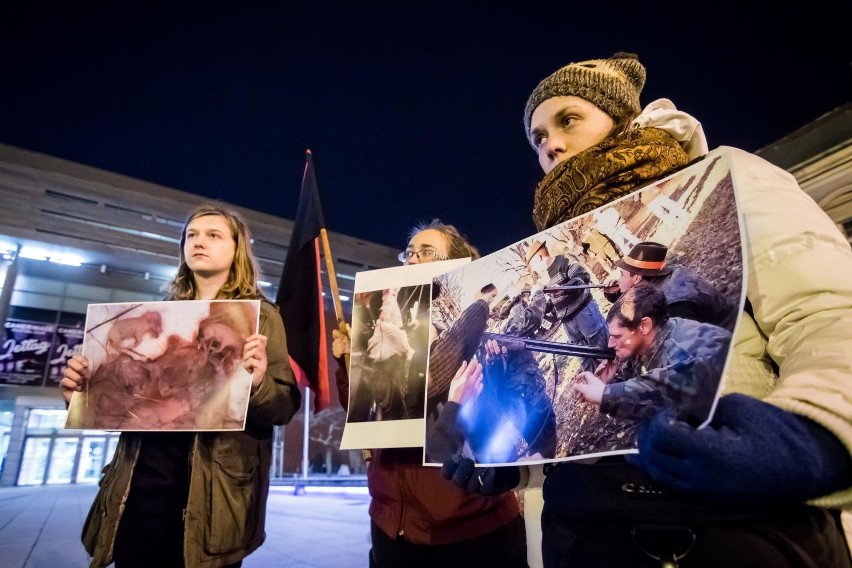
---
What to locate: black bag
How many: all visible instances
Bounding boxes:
[540,461,852,568]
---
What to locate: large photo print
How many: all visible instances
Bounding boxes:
[65,299,260,431]
[424,154,744,466]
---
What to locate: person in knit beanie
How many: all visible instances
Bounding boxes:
[523,51,694,230]
[523,51,645,141]
[443,51,852,567]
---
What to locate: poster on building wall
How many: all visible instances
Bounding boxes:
[43,321,86,388]
[65,299,260,431]
[0,319,54,386]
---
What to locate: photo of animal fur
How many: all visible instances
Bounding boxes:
[424,154,744,466]
[65,299,260,431]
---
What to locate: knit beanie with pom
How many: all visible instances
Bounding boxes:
[523,51,646,141]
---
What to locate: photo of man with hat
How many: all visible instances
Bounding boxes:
[604,241,737,330]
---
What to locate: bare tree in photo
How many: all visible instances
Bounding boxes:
[310,406,346,475]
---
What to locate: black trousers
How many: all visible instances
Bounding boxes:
[541,505,852,568]
[113,510,242,568]
[370,515,528,568]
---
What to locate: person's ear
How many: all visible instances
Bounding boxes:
[639,316,653,335]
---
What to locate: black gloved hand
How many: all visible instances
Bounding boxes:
[441,454,520,496]
[629,393,852,504]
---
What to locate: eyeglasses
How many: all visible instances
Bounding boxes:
[398,249,446,263]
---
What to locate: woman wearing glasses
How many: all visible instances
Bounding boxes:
[335,219,528,568]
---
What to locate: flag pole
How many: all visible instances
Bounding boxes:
[319,228,344,323]
[319,228,350,370]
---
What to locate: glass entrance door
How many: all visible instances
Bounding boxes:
[46,438,78,484]
[76,437,106,483]
[17,432,120,485]
[18,437,51,485]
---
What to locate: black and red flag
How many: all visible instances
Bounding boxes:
[276,149,331,412]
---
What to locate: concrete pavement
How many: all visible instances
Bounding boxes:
[0,483,371,568]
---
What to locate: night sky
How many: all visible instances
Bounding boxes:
[2,1,850,256]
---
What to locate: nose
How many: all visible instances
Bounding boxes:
[608,336,617,348]
[540,137,568,174]
[405,255,418,266]
[544,133,567,160]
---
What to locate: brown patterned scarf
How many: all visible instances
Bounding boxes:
[532,127,690,231]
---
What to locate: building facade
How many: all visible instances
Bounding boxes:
[0,143,398,486]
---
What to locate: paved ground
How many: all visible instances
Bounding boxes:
[4,482,849,567]
[0,483,372,568]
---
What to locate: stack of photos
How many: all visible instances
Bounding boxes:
[339,259,470,449]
